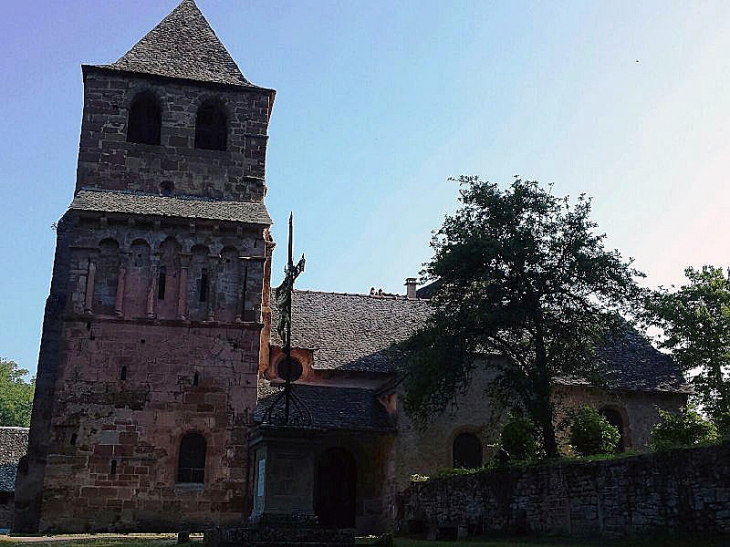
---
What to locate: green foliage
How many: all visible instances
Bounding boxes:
[650,408,718,451]
[0,357,35,427]
[715,411,730,438]
[568,406,620,456]
[397,177,643,457]
[500,416,540,461]
[645,266,730,427]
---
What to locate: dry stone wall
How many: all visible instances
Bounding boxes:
[0,427,29,530]
[399,441,730,539]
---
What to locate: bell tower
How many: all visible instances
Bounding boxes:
[15,0,276,532]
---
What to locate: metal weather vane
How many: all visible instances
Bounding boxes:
[264,213,311,426]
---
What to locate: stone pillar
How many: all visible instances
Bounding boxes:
[250,427,318,521]
[236,259,248,323]
[147,256,159,319]
[114,263,127,318]
[207,256,218,321]
[84,261,97,315]
[178,256,189,320]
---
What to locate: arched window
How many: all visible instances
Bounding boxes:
[600,408,626,452]
[177,433,206,483]
[453,432,482,469]
[195,101,227,151]
[127,92,161,145]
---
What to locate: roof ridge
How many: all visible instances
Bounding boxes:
[287,288,429,301]
[102,0,260,88]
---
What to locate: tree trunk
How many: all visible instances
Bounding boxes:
[533,312,559,458]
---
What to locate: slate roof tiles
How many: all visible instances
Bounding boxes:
[101,0,262,89]
[255,382,395,433]
[271,290,688,393]
[70,189,272,225]
[271,290,431,373]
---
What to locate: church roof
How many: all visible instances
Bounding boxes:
[70,189,272,225]
[560,329,691,394]
[255,382,395,433]
[100,0,260,88]
[271,290,432,373]
[271,290,688,393]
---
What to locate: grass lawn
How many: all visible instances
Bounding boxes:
[357,536,730,547]
[1,535,729,547]
[0,535,179,547]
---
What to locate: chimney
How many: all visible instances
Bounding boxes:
[404,278,417,299]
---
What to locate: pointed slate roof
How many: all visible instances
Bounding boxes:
[103,0,257,88]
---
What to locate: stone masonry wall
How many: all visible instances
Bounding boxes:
[15,210,269,532]
[76,68,272,202]
[63,214,267,323]
[399,441,730,539]
[36,320,260,532]
[394,362,687,499]
[0,427,29,530]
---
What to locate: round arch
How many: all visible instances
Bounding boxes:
[599,405,630,451]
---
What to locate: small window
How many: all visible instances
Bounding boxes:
[195,101,227,151]
[158,266,167,300]
[199,269,208,302]
[120,366,127,381]
[110,460,117,475]
[160,181,174,196]
[127,92,161,145]
[178,433,206,483]
[193,372,200,386]
[453,432,482,469]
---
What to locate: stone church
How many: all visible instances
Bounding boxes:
[14,0,689,535]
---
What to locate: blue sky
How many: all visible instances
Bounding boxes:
[2,1,729,376]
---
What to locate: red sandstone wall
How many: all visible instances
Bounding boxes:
[38,320,260,532]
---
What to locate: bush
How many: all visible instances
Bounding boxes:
[714,411,730,439]
[569,406,620,456]
[650,408,718,451]
[501,416,540,461]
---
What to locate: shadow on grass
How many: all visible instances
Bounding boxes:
[357,535,730,547]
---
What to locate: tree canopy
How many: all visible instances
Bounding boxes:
[646,265,730,428]
[0,357,35,427]
[398,177,643,457]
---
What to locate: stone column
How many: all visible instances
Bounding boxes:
[114,263,127,318]
[207,256,218,321]
[236,259,248,323]
[178,255,190,320]
[84,261,97,315]
[147,256,159,319]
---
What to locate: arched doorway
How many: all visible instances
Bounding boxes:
[315,447,356,528]
[452,432,483,468]
[600,408,626,452]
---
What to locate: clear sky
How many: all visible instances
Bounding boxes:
[1,1,729,376]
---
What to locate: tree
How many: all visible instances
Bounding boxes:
[568,406,620,456]
[397,177,642,458]
[500,415,540,461]
[650,407,718,451]
[0,357,35,427]
[646,266,730,425]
